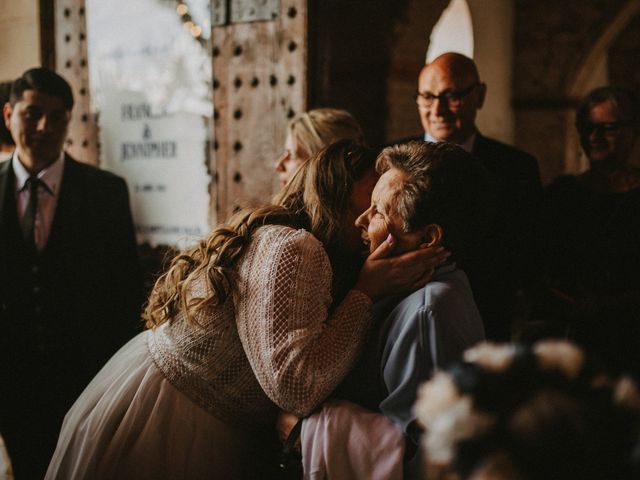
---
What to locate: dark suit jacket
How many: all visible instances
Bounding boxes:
[0,154,143,477]
[390,133,542,340]
[538,176,640,379]
[470,134,542,339]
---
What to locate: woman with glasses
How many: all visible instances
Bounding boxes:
[538,86,640,380]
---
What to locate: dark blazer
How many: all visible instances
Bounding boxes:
[469,134,542,340]
[0,154,143,478]
[390,133,542,341]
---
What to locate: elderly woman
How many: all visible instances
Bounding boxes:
[275,108,364,188]
[298,141,491,480]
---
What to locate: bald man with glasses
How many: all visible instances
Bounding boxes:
[404,52,542,341]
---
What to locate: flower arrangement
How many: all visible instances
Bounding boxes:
[414,340,640,480]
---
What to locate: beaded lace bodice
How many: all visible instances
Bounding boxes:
[147,225,372,431]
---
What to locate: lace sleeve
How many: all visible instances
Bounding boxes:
[235,226,372,416]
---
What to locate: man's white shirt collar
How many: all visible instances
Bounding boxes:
[12,151,65,196]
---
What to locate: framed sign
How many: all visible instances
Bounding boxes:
[87,0,213,246]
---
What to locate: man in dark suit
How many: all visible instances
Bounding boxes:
[0,68,143,478]
[409,52,542,341]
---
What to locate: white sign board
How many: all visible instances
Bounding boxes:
[100,90,210,247]
[87,0,212,247]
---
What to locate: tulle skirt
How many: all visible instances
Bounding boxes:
[301,400,405,480]
[45,331,269,480]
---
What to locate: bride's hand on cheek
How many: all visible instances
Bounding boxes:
[354,234,450,301]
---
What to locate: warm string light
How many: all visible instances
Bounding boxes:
[174,1,207,47]
[176,3,189,15]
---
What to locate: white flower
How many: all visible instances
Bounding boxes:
[423,395,494,463]
[414,371,460,428]
[533,340,584,380]
[415,371,494,465]
[464,342,517,372]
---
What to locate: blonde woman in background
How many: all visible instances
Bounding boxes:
[275,108,365,188]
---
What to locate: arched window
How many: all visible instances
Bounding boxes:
[426,0,474,62]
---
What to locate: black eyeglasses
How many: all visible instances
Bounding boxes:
[416,83,482,109]
[576,122,629,135]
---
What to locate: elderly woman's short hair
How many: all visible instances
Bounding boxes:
[376,141,493,261]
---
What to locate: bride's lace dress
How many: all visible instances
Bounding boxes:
[46,225,372,479]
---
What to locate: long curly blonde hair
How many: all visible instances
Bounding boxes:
[144,140,376,328]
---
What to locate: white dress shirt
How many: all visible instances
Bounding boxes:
[12,152,65,252]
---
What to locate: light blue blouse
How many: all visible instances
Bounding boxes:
[377,262,485,438]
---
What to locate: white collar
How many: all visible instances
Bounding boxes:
[12,151,65,196]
